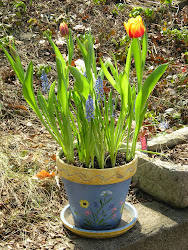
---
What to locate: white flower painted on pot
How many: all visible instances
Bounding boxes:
[100,190,112,196]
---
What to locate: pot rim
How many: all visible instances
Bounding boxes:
[56,149,138,185]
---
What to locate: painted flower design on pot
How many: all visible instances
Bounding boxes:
[112,213,117,220]
[93,201,99,208]
[100,190,113,196]
[85,211,92,216]
[112,207,117,212]
[108,203,115,210]
[79,200,90,208]
[75,190,124,229]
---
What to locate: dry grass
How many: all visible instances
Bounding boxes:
[0,130,72,249]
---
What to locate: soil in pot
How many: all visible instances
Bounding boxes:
[61,151,132,169]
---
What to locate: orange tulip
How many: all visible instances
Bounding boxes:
[59,22,69,37]
[124,15,145,38]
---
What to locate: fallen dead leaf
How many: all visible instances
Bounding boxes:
[36,170,56,179]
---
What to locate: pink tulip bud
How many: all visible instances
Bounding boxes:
[59,22,69,37]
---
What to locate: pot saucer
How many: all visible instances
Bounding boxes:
[60,202,138,239]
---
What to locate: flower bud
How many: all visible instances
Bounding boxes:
[9,45,18,60]
[59,22,69,37]
[124,15,145,38]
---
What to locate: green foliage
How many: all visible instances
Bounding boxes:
[116,3,126,11]
[111,35,130,62]
[43,29,52,39]
[111,3,127,16]
[119,35,131,47]
[160,0,172,4]
[111,9,118,16]
[1,24,168,168]
[130,7,143,17]
[130,7,153,18]
[35,64,51,77]
[184,52,188,64]
[0,42,25,83]
[144,8,154,18]
[145,110,158,123]
[77,33,95,47]
[101,32,168,161]
[0,36,15,46]
[163,28,188,42]
[14,1,26,13]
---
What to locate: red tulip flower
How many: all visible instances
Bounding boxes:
[59,22,69,37]
[124,15,145,38]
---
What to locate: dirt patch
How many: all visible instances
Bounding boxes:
[151,143,188,166]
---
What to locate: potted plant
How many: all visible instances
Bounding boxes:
[0,15,168,235]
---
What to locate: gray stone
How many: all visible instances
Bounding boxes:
[138,126,188,152]
[133,152,188,208]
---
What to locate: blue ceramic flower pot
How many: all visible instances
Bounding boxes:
[57,150,137,230]
[62,177,132,230]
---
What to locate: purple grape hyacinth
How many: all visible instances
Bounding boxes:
[95,75,105,101]
[40,70,50,93]
[86,94,95,122]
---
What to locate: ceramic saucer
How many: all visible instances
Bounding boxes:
[60,202,138,239]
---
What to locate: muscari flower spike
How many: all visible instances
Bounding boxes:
[40,70,50,93]
[95,75,105,101]
[86,94,95,122]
